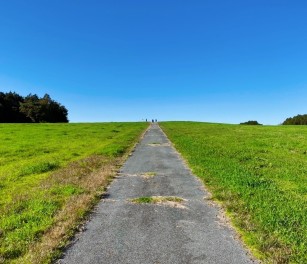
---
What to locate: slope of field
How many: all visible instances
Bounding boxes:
[160,122,307,263]
[0,122,148,263]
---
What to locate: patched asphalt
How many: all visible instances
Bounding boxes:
[58,124,257,264]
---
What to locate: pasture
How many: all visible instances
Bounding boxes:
[0,122,147,263]
[160,122,307,263]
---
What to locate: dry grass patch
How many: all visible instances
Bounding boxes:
[141,172,157,179]
[130,196,186,208]
[117,172,156,179]
[147,143,170,147]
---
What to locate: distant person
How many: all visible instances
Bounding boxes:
[152,119,154,123]
[155,119,157,122]
[146,119,147,122]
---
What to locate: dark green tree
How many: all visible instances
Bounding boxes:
[19,94,41,122]
[39,94,68,122]
[19,93,68,123]
[0,92,30,122]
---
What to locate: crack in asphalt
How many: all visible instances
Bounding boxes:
[57,124,257,264]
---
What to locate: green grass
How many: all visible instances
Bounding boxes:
[160,121,307,263]
[0,122,147,263]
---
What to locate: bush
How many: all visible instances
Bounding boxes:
[240,120,262,125]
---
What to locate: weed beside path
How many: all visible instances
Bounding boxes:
[0,122,148,263]
[160,122,307,263]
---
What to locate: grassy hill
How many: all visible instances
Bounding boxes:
[1,121,306,263]
[160,122,307,263]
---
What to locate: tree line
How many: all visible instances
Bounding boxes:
[0,92,68,123]
[282,114,307,125]
[240,115,307,126]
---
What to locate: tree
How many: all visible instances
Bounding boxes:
[19,93,68,123]
[282,114,307,125]
[0,91,68,123]
[19,94,41,122]
[39,94,68,122]
[0,92,30,122]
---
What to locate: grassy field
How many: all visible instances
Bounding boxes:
[160,122,307,263]
[0,122,148,263]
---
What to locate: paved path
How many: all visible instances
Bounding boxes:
[58,124,256,264]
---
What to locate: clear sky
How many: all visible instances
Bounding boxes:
[0,0,306,124]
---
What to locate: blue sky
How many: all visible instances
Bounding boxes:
[0,0,306,124]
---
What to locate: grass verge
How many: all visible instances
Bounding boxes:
[160,121,307,263]
[0,122,148,263]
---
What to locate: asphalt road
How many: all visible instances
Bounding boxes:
[58,124,256,264]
